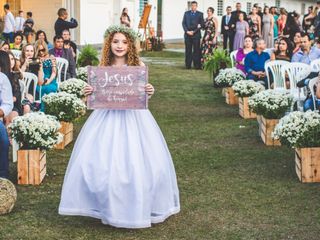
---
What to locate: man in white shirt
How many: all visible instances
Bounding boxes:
[2,4,15,43]
[0,72,13,179]
[15,10,25,33]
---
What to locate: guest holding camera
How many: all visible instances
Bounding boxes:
[54,8,78,37]
[62,29,77,61]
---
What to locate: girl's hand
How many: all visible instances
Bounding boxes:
[145,83,155,97]
[84,85,93,96]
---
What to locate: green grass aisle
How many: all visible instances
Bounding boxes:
[1,52,320,240]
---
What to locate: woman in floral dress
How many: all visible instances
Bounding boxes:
[201,7,218,64]
[247,6,261,40]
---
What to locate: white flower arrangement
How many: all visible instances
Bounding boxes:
[232,80,265,98]
[76,67,88,82]
[248,89,293,119]
[42,92,86,122]
[59,78,88,99]
[8,112,63,150]
[214,68,245,88]
[273,111,320,148]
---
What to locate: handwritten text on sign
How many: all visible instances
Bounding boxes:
[87,66,148,110]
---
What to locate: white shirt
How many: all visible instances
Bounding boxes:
[4,11,15,33]
[0,72,13,117]
[15,16,25,32]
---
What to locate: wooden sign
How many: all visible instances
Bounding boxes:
[87,66,148,110]
[138,4,152,29]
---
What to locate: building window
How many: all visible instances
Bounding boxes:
[217,0,223,16]
[139,0,149,16]
[246,2,252,15]
[275,0,281,9]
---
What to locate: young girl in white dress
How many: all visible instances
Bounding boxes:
[58,26,180,229]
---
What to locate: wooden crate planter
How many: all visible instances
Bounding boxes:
[225,87,239,105]
[17,149,46,185]
[258,116,281,146]
[239,97,256,119]
[295,148,320,183]
[55,121,74,150]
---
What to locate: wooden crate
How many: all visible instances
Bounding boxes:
[258,116,281,146]
[55,121,74,150]
[239,97,256,119]
[17,149,46,185]
[295,148,320,183]
[225,87,239,105]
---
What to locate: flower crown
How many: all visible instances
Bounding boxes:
[104,25,140,41]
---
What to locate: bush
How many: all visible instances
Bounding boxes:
[77,44,99,67]
[59,78,88,99]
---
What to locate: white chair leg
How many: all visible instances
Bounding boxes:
[12,139,19,163]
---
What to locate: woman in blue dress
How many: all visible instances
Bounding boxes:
[34,40,57,103]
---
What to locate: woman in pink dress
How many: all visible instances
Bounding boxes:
[235,35,253,74]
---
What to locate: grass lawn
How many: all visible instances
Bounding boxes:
[1,51,320,240]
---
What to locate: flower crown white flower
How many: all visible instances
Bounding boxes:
[104,25,139,41]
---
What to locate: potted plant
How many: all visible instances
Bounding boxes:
[214,68,245,105]
[8,112,62,185]
[232,80,265,119]
[59,78,88,101]
[249,89,293,146]
[203,48,232,87]
[273,111,320,182]
[77,44,99,67]
[42,92,86,149]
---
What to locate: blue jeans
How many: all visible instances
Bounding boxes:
[0,121,9,178]
[2,32,14,43]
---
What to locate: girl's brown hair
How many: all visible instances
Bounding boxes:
[100,32,140,67]
[34,39,49,58]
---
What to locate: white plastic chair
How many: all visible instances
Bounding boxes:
[281,62,311,102]
[309,77,319,110]
[22,72,40,102]
[230,50,238,68]
[265,60,289,89]
[311,59,320,73]
[56,57,69,85]
[19,80,25,101]
[264,48,273,56]
[11,49,21,59]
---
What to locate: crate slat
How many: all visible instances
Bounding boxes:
[225,87,239,105]
[55,121,74,149]
[296,148,320,183]
[258,116,281,146]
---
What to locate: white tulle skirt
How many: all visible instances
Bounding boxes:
[58,109,180,228]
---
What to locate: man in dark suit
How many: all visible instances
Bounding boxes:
[231,2,247,23]
[302,6,313,32]
[182,1,204,69]
[221,6,235,51]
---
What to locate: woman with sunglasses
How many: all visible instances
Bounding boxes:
[34,39,57,109]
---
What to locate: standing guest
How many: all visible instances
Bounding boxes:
[201,7,218,63]
[15,10,25,33]
[221,6,235,51]
[25,30,35,44]
[2,4,15,43]
[303,6,315,32]
[62,29,77,61]
[294,12,303,31]
[247,6,261,40]
[314,1,320,40]
[277,8,287,36]
[253,3,264,21]
[283,12,300,41]
[262,6,274,48]
[231,2,247,23]
[0,41,10,52]
[120,8,131,28]
[10,32,24,50]
[270,7,279,40]
[4,51,23,125]
[0,55,13,179]
[36,30,54,51]
[54,8,78,37]
[293,32,302,54]
[23,11,34,35]
[235,35,253,74]
[49,35,76,79]
[233,13,249,51]
[244,38,270,87]
[182,1,204,69]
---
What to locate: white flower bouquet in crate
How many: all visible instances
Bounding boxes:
[273,111,320,182]
[59,78,88,99]
[76,66,88,82]
[42,92,86,149]
[8,112,62,185]
[249,89,293,146]
[232,80,265,119]
[214,68,245,88]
